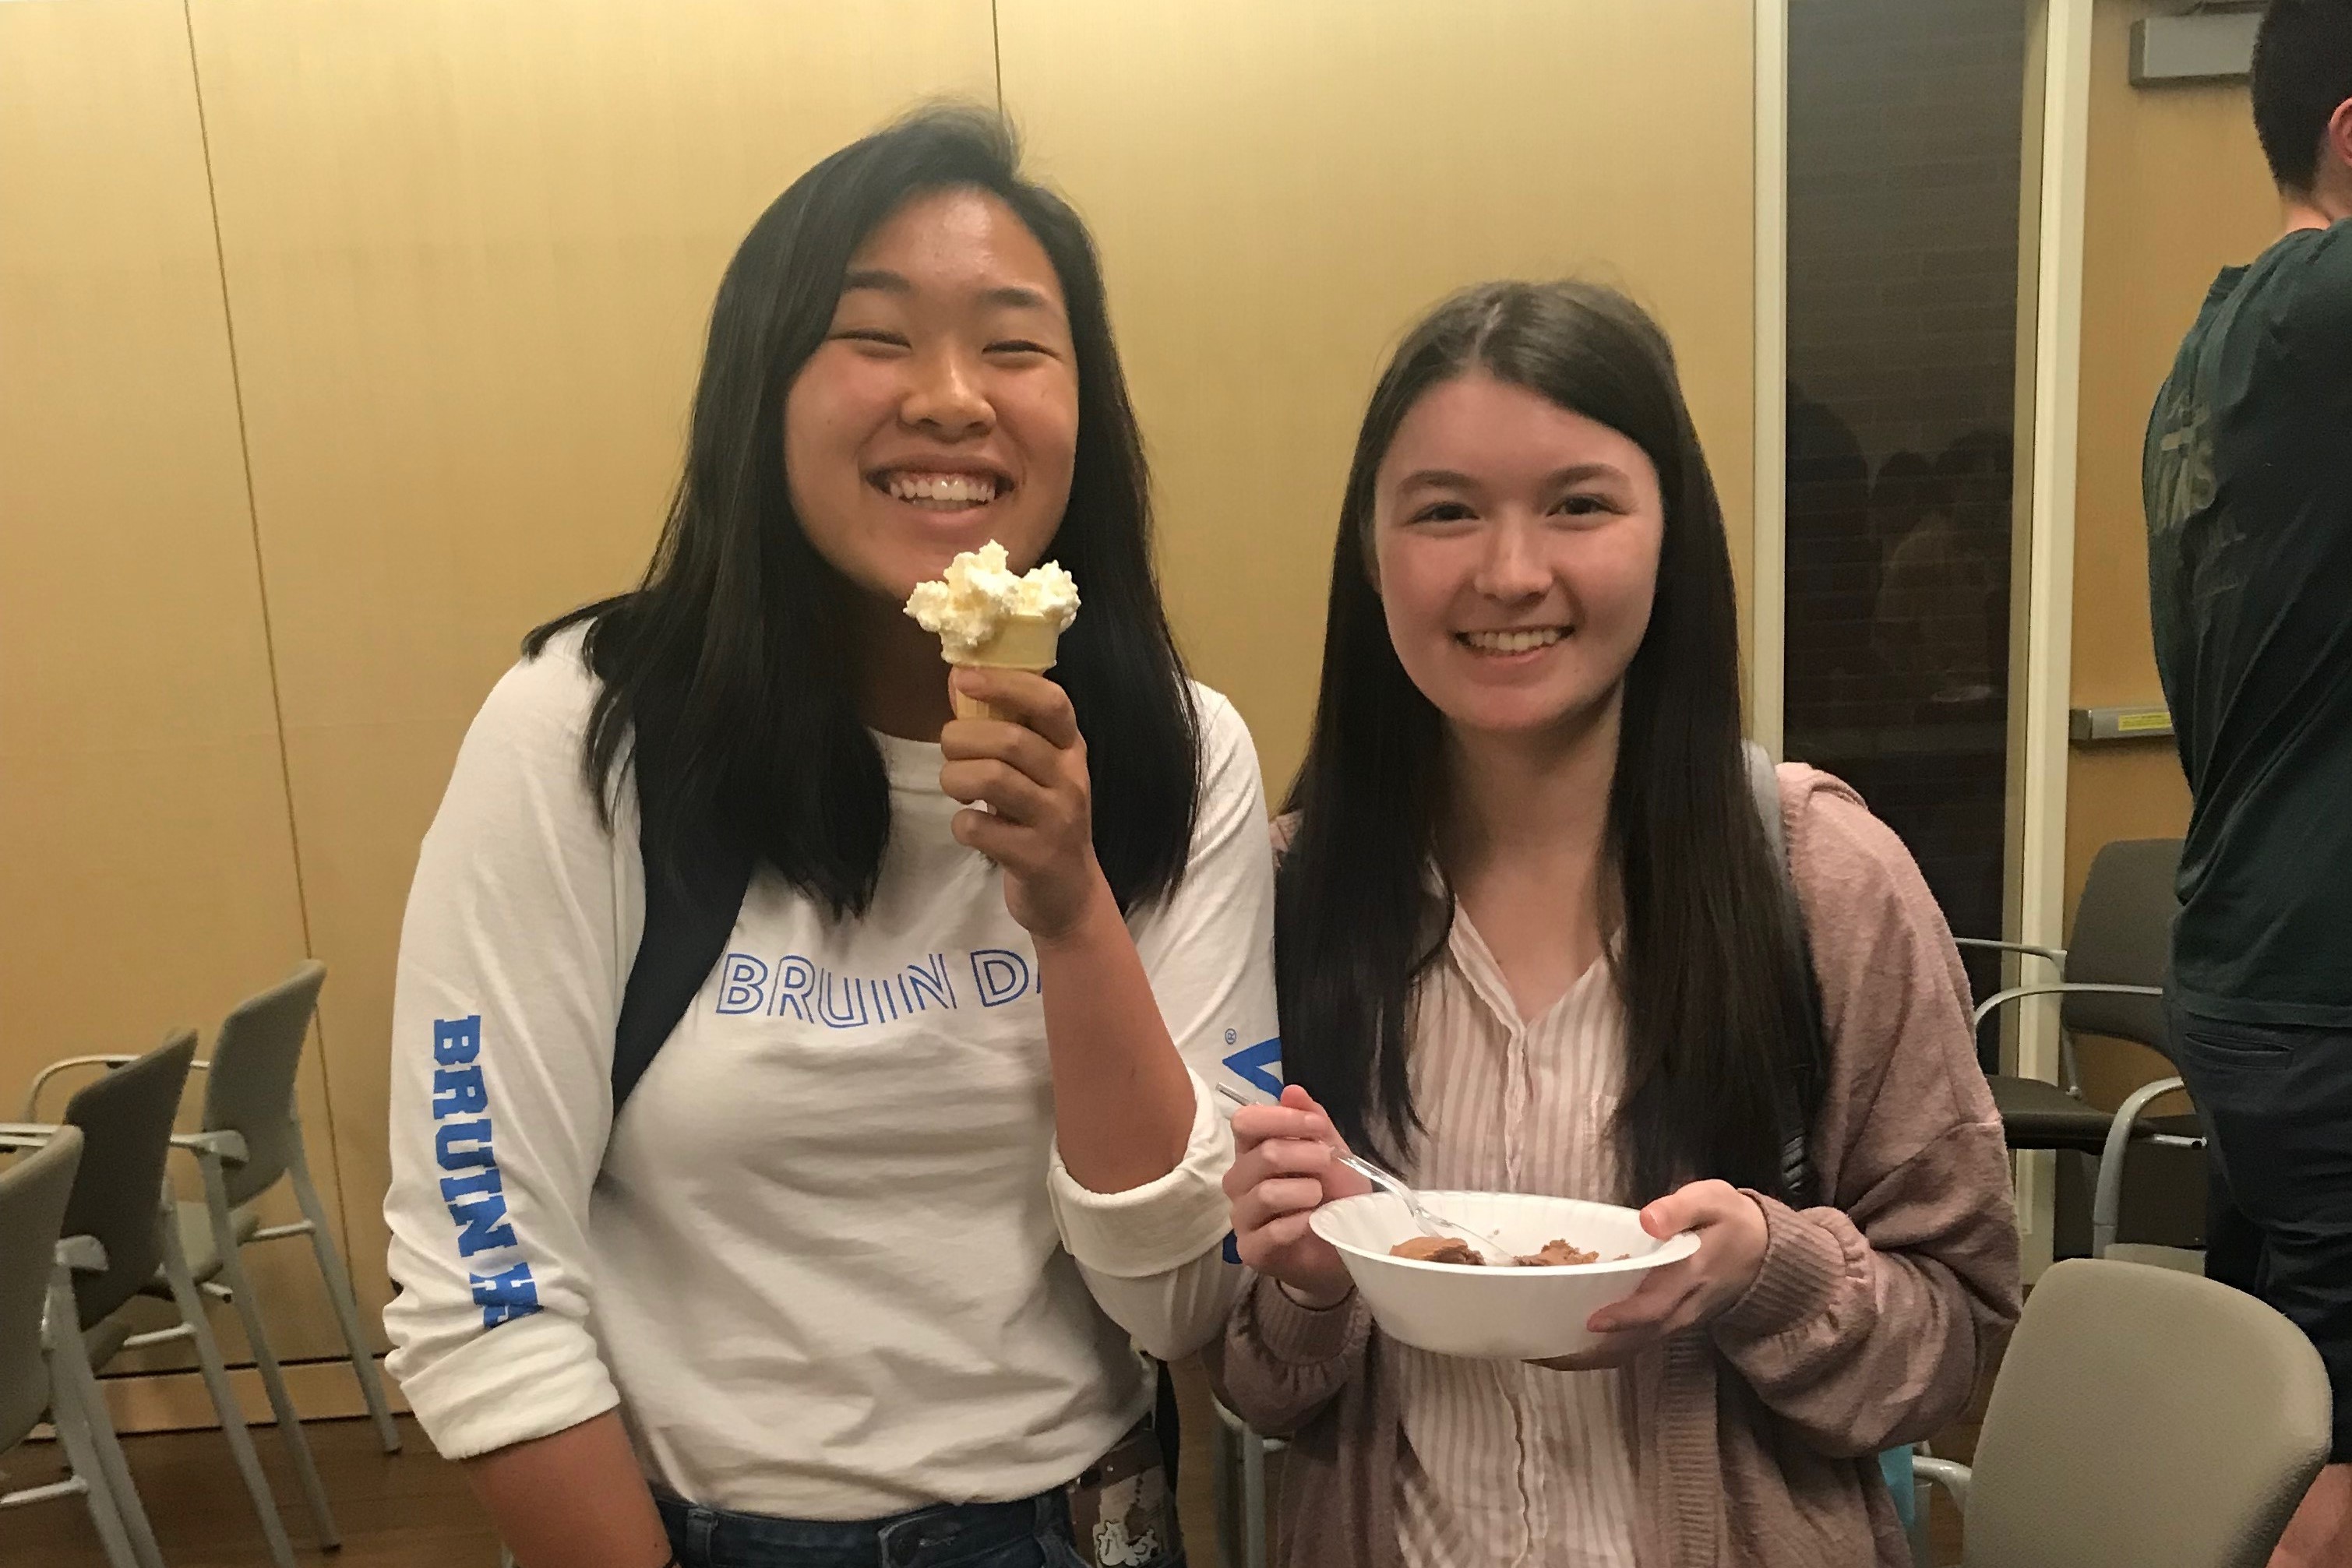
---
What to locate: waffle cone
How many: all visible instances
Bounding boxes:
[956,614,1063,671]
[945,614,1062,723]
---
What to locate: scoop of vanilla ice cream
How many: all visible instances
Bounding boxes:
[903,541,1081,661]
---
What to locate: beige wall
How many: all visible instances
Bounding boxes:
[1003,0,1758,791]
[0,0,352,1392]
[2065,0,2277,1107]
[3,0,1756,1427]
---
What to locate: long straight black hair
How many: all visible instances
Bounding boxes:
[1278,280,1825,1203]
[527,104,1199,918]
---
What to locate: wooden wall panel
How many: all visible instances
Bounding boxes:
[188,0,1000,1331]
[998,0,1758,791]
[0,0,351,1379]
[2065,0,2276,1102]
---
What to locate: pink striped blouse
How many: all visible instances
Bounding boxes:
[1387,909,1639,1568]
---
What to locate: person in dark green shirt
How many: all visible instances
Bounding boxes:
[2143,4,2352,1560]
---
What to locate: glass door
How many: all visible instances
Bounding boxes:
[1783,0,2036,1067]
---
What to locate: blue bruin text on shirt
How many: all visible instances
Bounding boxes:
[713,949,1043,1023]
[431,1016,540,1328]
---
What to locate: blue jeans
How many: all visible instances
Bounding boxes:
[657,1491,1098,1568]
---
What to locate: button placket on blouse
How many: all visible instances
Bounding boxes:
[1503,1009,1549,1560]
[1502,1015,1532,1190]
[1433,912,1638,1566]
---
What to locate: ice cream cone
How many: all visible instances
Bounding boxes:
[947,613,1063,723]
[905,542,1078,725]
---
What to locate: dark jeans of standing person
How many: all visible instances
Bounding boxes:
[2172,999,2352,1464]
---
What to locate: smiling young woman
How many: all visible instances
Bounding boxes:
[1212,281,2021,1568]
[379,107,1275,1568]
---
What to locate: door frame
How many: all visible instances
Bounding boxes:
[1750,0,1787,759]
[2009,0,2095,1276]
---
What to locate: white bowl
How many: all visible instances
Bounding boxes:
[1307,1190,1699,1361]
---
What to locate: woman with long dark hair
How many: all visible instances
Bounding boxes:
[383,107,1270,1568]
[1214,281,2019,1566]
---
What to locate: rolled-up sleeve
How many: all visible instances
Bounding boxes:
[382,647,641,1461]
[1046,688,1278,1361]
[1210,1273,1374,1439]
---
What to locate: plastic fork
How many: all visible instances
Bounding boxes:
[1214,1081,1512,1263]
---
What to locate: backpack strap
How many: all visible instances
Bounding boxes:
[613,738,753,1119]
[1744,742,1825,1210]
[1745,741,1787,865]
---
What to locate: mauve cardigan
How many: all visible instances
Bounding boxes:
[1210,766,2022,1567]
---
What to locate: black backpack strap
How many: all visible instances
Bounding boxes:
[1153,1360,1180,1488]
[1746,742,1825,1210]
[613,741,753,1118]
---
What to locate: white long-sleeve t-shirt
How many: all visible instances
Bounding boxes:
[382,630,1278,1518]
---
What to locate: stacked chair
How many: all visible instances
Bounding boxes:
[2,961,396,1568]
[0,1125,165,1568]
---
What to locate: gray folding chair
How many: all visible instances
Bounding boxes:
[23,964,398,1524]
[1917,1258,2329,1567]
[28,964,395,1461]
[1961,838,2204,1255]
[2,1031,308,1568]
[0,1127,165,1568]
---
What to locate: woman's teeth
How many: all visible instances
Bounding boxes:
[883,471,1000,509]
[1461,628,1565,655]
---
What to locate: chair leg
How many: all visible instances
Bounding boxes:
[1211,1408,1239,1568]
[50,1366,144,1568]
[48,1261,166,1568]
[1906,1478,1932,1568]
[206,1169,340,1549]
[2092,1076,2188,1259]
[1239,1421,1269,1568]
[160,1225,300,1568]
[288,1138,400,1452]
[55,1344,167,1568]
